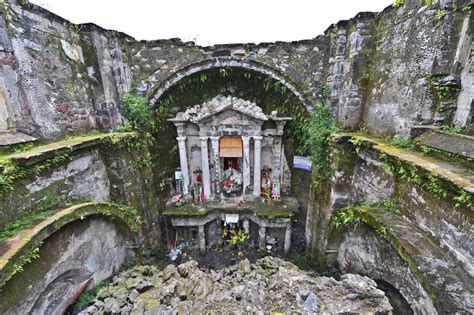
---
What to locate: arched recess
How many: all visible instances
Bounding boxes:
[148,57,310,109]
[326,206,471,314]
[0,202,139,288]
[146,58,316,206]
[0,202,140,315]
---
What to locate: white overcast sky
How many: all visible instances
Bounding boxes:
[30,0,392,46]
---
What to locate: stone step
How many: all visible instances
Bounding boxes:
[0,131,37,147]
[411,126,474,159]
[335,133,474,195]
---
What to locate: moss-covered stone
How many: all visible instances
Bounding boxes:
[0,202,139,288]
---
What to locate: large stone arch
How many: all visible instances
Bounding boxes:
[148,57,310,109]
[325,206,472,314]
[0,202,138,314]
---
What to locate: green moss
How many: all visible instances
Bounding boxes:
[0,202,140,287]
[338,133,474,208]
[0,132,136,193]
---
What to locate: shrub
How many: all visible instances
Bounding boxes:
[121,92,150,130]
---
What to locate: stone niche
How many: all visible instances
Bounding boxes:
[168,95,291,201]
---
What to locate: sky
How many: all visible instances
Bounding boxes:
[30,0,393,46]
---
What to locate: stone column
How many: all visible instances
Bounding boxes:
[198,225,206,253]
[253,136,263,196]
[273,121,287,183]
[177,136,190,195]
[284,225,292,254]
[258,226,266,250]
[199,137,211,199]
[243,219,250,234]
[242,136,251,194]
[210,136,221,194]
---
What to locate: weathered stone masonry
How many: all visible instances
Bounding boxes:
[0,0,472,314]
[1,0,472,140]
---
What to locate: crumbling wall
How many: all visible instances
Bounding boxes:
[327,0,472,135]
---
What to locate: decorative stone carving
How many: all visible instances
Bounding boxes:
[181,95,268,123]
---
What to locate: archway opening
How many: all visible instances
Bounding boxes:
[375,279,413,315]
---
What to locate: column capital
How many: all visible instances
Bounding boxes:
[176,136,187,142]
[199,136,209,142]
[241,135,251,143]
[252,135,263,141]
[209,136,220,141]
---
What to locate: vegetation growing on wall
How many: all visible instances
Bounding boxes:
[393,0,404,7]
[0,148,73,192]
[152,67,312,153]
[121,92,151,131]
[0,196,91,240]
[380,153,473,208]
[391,135,414,148]
[9,247,40,281]
[306,102,337,189]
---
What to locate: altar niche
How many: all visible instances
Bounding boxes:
[168,95,292,201]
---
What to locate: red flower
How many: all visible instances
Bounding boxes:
[223,180,232,187]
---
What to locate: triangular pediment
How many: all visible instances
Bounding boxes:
[172,95,268,123]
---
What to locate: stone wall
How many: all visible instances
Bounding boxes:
[0,150,110,228]
[335,224,437,314]
[0,3,131,139]
[306,137,473,313]
[0,216,134,314]
[2,0,470,140]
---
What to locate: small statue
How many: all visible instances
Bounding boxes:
[192,169,204,204]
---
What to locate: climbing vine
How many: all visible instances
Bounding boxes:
[306,102,337,189]
[379,152,473,208]
[152,67,314,153]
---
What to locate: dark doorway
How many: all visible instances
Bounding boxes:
[375,280,413,315]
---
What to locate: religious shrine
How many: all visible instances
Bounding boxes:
[165,95,297,253]
[168,95,292,201]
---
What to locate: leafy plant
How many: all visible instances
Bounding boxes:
[331,207,360,231]
[9,247,40,280]
[393,0,404,7]
[361,199,398,214]
[391,135,414,148]
[318,82,330,100]
[435,9,447,20]
[222,228,249,250]
[0,0,12,25]
[441,124,462,134]
[122,92,150,130]
[74,282,107,310]
[428,76,460,100]
[306,103,337,189]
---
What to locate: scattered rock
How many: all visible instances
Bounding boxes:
[82,257,392,314]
